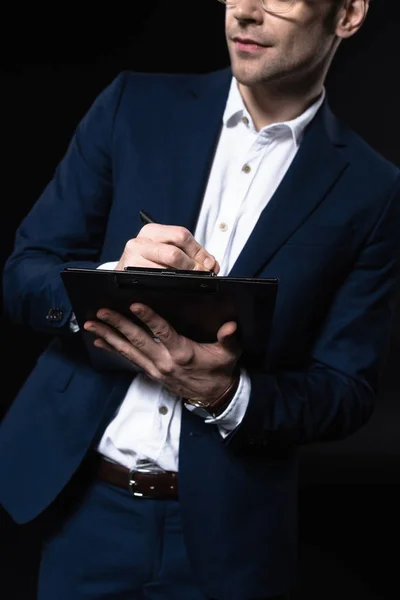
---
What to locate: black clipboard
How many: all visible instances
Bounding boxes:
[61,267,279,372]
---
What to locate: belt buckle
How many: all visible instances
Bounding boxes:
[129,467,159,498]
[129,470,147,498]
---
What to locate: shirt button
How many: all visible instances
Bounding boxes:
[159,406,168,415]
[242,116,249,125]
[242,164,251,173]
[219,222,228,232]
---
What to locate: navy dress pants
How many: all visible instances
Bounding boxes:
[37,478,208,600]
[37,475,289,600]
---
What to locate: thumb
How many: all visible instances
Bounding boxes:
[217,321,240,355]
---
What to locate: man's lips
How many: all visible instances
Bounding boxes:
[233,37,268,52]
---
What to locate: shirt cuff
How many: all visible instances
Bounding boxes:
[98,261,118,270]
[68,261,118,332]
[184,369,251,438]
[69,313,80,333]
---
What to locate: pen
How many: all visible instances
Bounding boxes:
[139,210,156,225]
[138,209,216,276]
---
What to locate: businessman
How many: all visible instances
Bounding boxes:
[1,0,400,599]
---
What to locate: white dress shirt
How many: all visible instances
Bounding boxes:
[96,78,325,472]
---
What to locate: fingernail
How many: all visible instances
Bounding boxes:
[204,257,214,269]
[97,311,110,320]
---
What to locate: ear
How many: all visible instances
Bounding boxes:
[335,0,369,40]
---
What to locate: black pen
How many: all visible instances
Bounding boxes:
[139,210,156,225]
[138,209,216,276]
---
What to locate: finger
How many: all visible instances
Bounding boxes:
[115,256,170,271]
[92,336,156,375]
[130,303,182,352]
[84,319,136,357]
[92,336,123,357]
[84,312,163,370]
[121,237,205,271]
[137,224,219,273]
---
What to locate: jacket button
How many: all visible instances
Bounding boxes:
[46,308,63,323]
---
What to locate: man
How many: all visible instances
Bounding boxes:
[1,0,399,599]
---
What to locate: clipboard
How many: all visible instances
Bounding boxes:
[61,266,279,372]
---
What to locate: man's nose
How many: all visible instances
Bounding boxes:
[231,0,265,23]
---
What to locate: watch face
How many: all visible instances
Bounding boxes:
[187,398,209,409]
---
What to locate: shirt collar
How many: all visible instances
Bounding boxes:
[223,77,326,146]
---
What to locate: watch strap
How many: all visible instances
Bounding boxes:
[185,373,240,418]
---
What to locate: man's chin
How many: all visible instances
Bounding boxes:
[231,67,268,88]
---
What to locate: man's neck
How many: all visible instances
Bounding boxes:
[237,81,325,131]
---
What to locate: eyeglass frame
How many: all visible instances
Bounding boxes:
[216,0,297,15]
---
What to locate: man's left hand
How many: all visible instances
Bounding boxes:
[83,303,242,400]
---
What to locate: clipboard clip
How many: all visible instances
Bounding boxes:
[124,266,216,277]
[114,271,218,293]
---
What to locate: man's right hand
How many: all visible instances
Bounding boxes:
[115,224,220,274]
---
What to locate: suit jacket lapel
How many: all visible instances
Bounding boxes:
[164,72,348,278]
[229,103,349,277]
[164,68,232,232]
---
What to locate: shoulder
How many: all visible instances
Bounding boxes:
[79,67,231,139]
[110,67,231,104]
[327,105,400,185]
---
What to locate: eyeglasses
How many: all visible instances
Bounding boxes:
[217,0,296,15]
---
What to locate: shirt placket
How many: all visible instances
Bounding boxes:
[211,136,268,274]
[134,387,177,472]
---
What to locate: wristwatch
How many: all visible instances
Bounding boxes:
[185,374,240,418]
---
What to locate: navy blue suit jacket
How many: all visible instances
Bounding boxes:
[1,68,400,599]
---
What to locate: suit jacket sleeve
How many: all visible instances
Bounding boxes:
[228,178,400,446]
[2,72,128,335]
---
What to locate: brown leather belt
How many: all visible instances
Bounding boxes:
[96,456,178,499]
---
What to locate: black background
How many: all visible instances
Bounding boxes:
[1,1,400,598]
